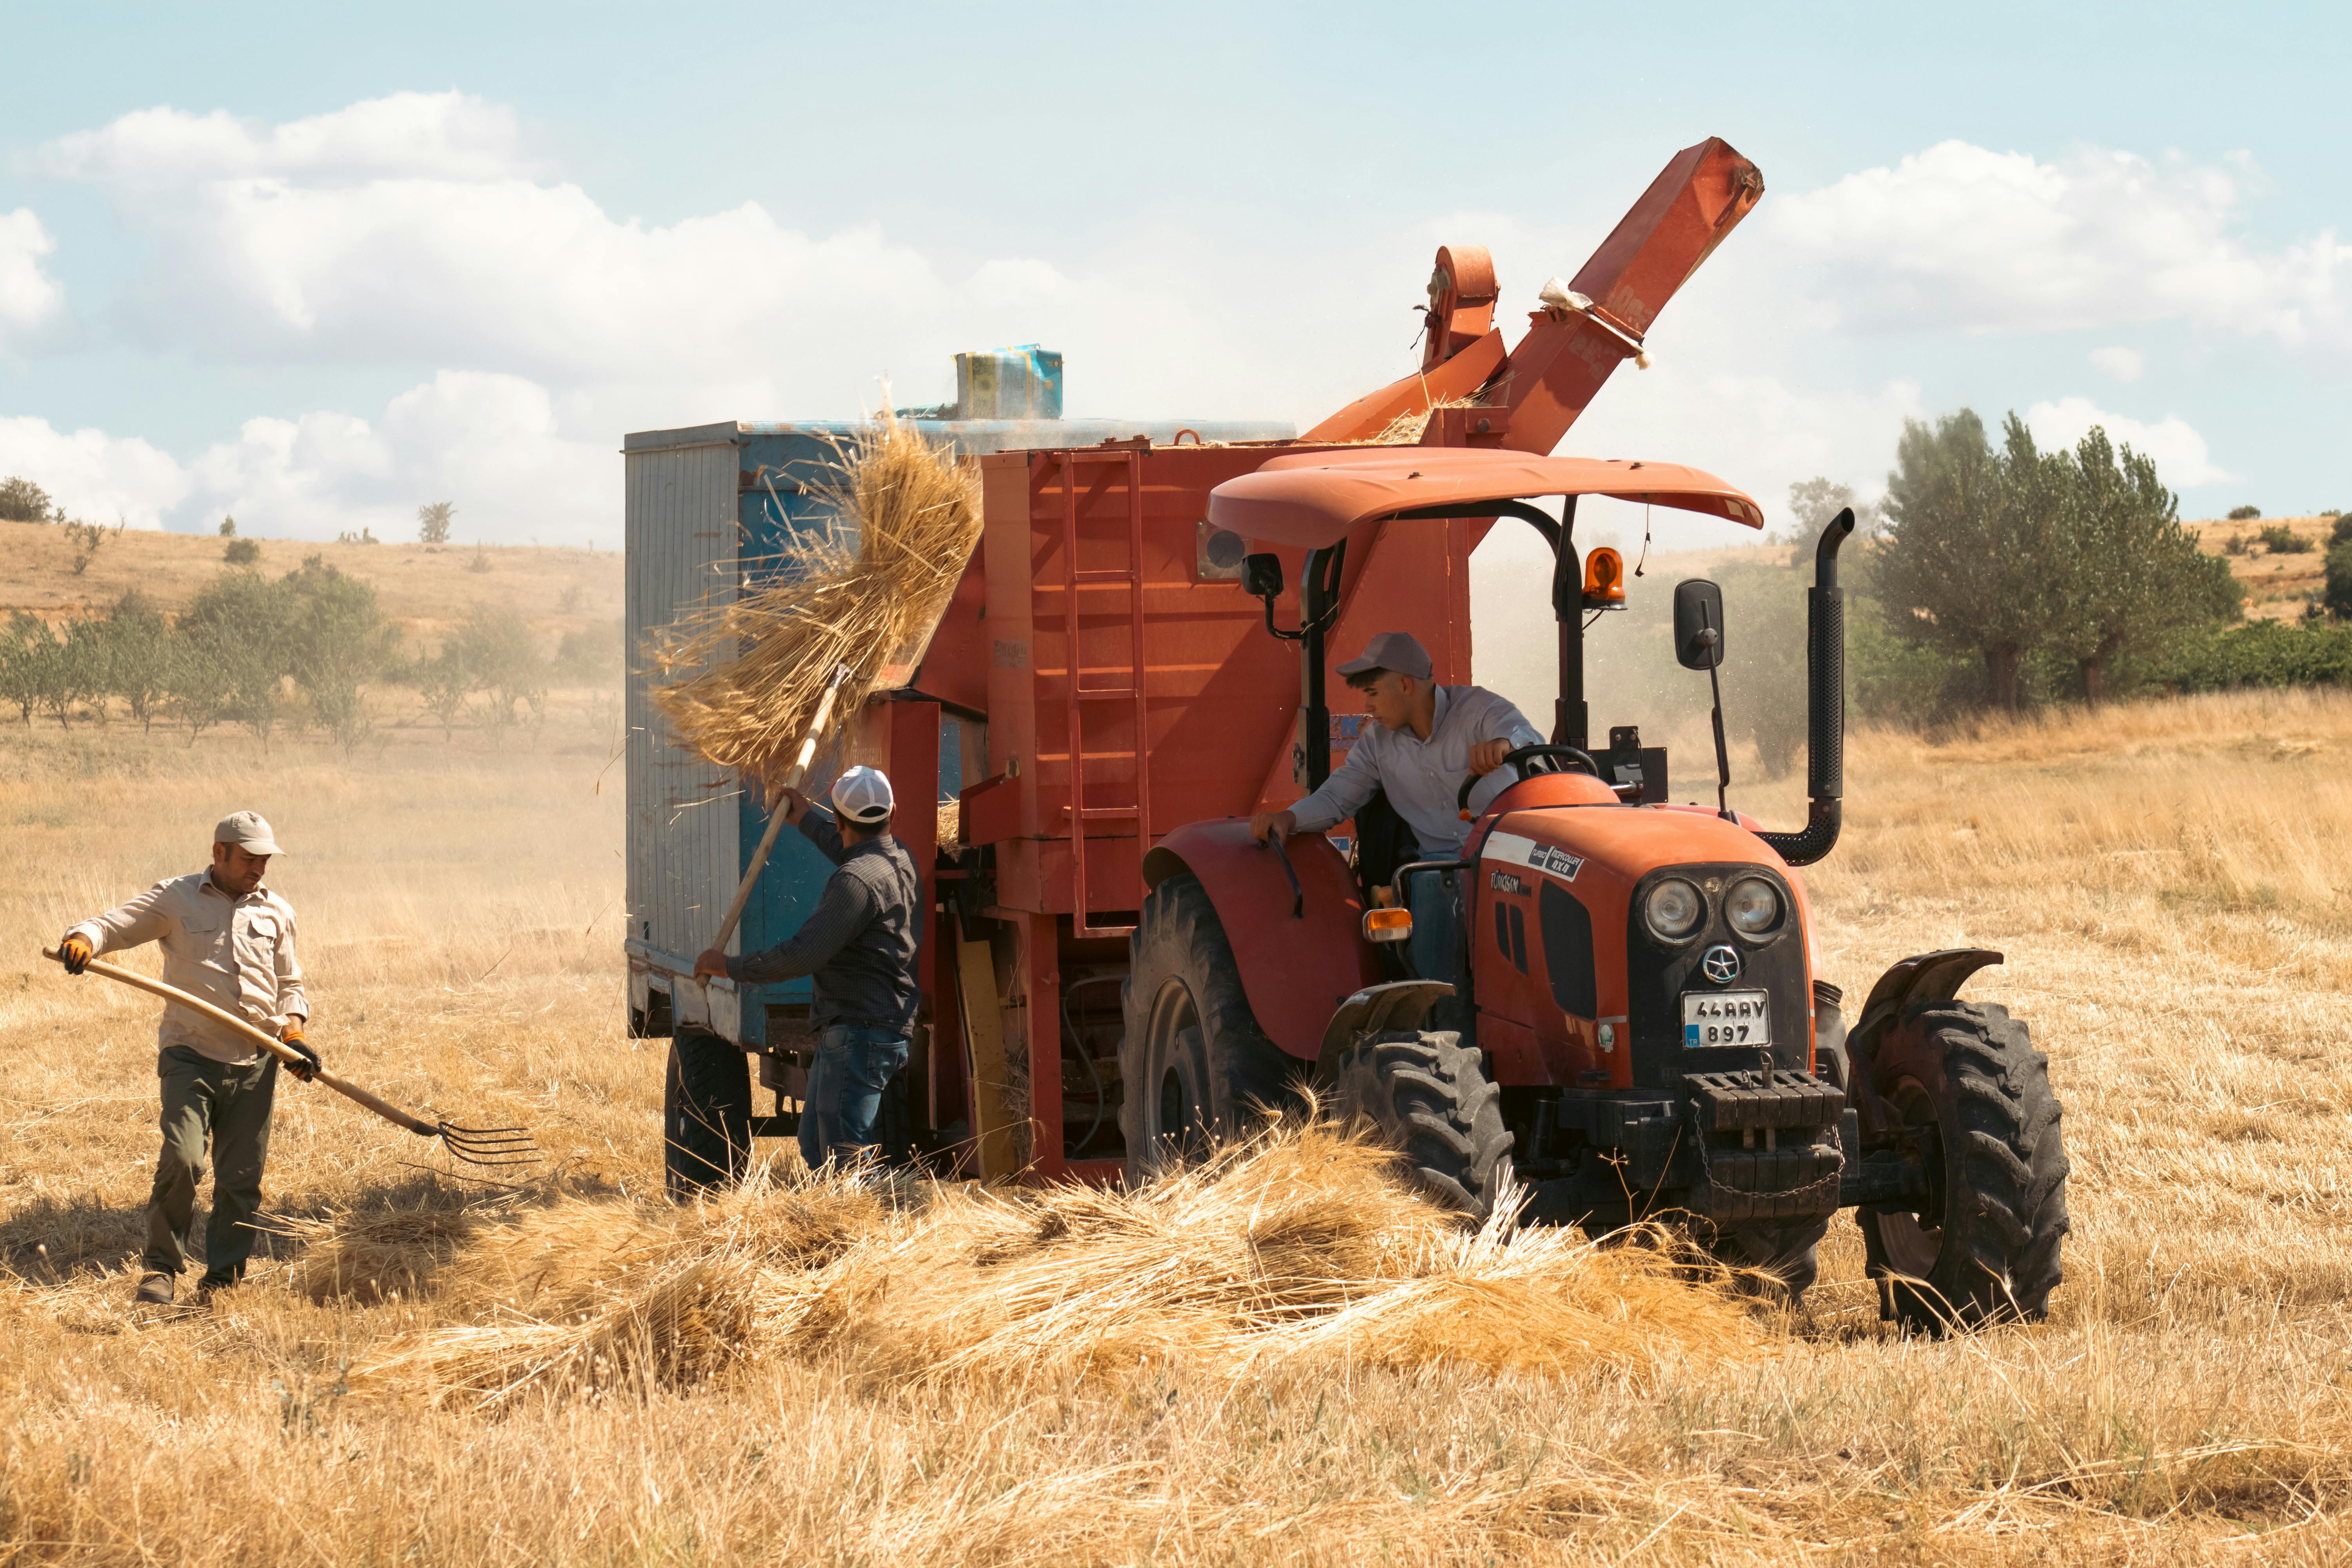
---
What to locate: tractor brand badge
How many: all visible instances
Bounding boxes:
[1489,869,1528,896]
[1479,831,1582,885]
[1700,945,1742,984]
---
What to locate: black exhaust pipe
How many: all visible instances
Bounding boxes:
[1758,508,1854,867]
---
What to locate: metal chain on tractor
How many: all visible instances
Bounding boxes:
[1687,1097,1846,1218]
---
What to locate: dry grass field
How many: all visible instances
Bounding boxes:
[5,684,2352,1564]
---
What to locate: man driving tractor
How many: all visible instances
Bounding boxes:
[1249,630,1544,858]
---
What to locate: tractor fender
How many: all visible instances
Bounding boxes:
[1312,980,1455,1085]
[1845,947,2004,1140]
[1142,820,1381,1062]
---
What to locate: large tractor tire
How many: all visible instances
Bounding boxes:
[1858,1001,2069,1331]
[1119,871,1301,1183]
[664,1028,754,1200]
[1333,1030,1514,1221]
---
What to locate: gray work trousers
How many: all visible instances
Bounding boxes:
[146,1045,278,1285]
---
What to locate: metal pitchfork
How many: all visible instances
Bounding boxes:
[43,947,542,1168]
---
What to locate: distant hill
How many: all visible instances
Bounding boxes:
[0,522,622,650]
[2183,514,2339,622]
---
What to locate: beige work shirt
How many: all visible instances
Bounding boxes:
[67,872,309,1065]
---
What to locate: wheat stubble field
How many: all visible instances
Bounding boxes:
[4,686,2352,1566]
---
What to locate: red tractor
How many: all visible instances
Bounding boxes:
[1120,448,2071,1327]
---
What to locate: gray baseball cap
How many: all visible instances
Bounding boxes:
[1336,631,1433,681]
[214,811,284,855]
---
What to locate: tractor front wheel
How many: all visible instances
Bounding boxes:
[1857,1001,2069,1331]
[1334,1030,1515,1222]
[1119,871,1301,1183]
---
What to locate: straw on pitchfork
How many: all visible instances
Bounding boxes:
[644,409,984,799]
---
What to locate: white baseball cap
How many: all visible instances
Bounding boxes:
[214,811,284,855]
[829,766,895,824]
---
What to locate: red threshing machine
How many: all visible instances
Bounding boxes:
[659,136,2070,1328]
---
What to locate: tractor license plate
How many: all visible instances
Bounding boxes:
[1683,991,1771,1049]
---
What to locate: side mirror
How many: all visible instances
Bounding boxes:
[1242,552,1284,599]
[1673,579,1726,670]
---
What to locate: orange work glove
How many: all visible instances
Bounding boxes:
[58,934,93,974]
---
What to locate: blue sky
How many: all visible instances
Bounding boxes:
[0,0,2343,545]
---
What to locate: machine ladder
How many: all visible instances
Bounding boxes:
[1057,446,1152,939]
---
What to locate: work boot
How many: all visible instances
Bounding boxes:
[133,1272,175,1305]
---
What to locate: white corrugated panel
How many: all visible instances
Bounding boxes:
[624,434,742,1034]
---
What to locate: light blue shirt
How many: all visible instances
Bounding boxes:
[1289,684,1546,856]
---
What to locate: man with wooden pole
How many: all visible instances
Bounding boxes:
[693,766,920,1170]
[56,811,319,1305]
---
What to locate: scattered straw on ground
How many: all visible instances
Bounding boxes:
[644,412,982,788]
[350,1122,1759,1412]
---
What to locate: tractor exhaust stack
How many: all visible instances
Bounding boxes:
[1759,508,1855,867]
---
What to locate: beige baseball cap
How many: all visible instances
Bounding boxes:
[214,811,284,856]
[1336,630,1434,681]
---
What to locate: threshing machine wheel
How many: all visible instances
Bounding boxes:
[664,1028,754,1199]
[1858,1001,2070,1331]
[1118,871,1300,1183]
[1334,1029,1515,1221]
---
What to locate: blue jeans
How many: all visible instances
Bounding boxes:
[800,1024,908,1171]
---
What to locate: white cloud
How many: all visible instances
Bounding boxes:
[35,91,532,189]
[2024,395,2231,489]
[31,95,1305,419]
[1773,141,2350,351]
[0,415,188,525]
[0,372,608,544]
[0,208,68,348]
[2089,345,2144,382]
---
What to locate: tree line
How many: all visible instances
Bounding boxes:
[1864,410,2245,710]
[0,556,611,750]
[1706,411,2349,740]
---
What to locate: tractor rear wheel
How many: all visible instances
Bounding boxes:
[1119,871,1300,1183]
[1334,1030,1514,1221]
[664,1028,753,1200]
[1857,1001,2069,1331]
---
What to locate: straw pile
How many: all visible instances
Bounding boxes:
[350,1121,1764,1413]
[644,412,983,788]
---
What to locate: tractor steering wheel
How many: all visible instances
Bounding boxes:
[1454,744,1602,814]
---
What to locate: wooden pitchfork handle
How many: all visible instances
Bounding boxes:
[42,947,437,1138]
[703,660,856,966]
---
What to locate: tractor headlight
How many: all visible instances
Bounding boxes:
[1642,878,1704,941]
[1724,877,1783,936]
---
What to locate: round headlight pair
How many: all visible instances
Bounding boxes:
[1641,875,1784,942]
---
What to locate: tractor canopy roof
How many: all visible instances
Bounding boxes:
[1206,447,1763,549]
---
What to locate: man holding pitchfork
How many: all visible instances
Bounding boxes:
[56,810,320,1306]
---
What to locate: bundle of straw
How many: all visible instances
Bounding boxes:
[644,411,983,789]
[352,1122,1764,1412]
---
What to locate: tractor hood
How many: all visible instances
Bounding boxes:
[1466,791,1818,1093]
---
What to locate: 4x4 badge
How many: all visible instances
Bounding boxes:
[1700,944,1742,984]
